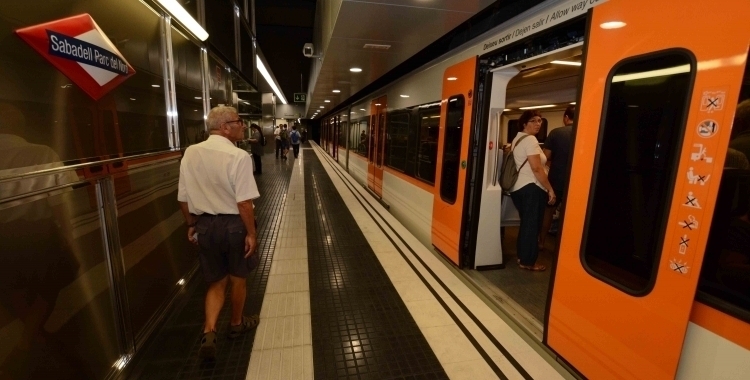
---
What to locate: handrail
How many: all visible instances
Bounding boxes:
[0,149,182,185]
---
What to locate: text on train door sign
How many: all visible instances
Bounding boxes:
[15,13,136,100]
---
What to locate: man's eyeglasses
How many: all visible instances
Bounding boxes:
[223,119,245,127]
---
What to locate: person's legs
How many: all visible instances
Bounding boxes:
[540,205,555,250]
[510,185,546,268]
[275,139,282,158]
[229,275,247,326]
[204,276,228,333]
[293,144,300,158]
[252,153,262,175]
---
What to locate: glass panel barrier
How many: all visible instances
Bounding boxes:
[0,181,121,378]
[113,159,198,339]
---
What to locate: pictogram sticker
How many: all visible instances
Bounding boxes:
[15,14,136,100]
[700,91,726,113]
[683,191,702,209]
[679,235,689,254]
[687,167,710,185]
[697,119,719,138]
[679,215,699,230]
[691,144,713,163]
[670,258,690,274]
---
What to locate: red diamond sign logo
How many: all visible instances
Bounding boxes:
[15,14,136,100]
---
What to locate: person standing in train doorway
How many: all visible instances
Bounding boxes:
[178,105,261,360]
[508,110,556,271]
[540,105,575,252]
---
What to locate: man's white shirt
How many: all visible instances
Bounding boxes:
[178,135,259,215]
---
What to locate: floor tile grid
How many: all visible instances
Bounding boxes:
[125,155,294,380]
[311,144,567,380]
[304,152,449,380]
[247,152,313,380]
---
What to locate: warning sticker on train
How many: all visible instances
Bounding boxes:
[696,119,718,138]
[699,91,725,113]
[15,14,136,100]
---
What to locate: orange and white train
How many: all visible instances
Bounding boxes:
[320,0,750,378]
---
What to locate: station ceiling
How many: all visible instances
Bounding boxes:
[255,1,539,118]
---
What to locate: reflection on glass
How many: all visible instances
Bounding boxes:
[208,55,229,107]
[417,107,441,184]
[172,27,205,147]
[385,113,409,172]
[583,53,693,293]
[440,96,465,204]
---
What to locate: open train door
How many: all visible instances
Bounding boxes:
[431,56,477,266]
[546,0,750,379]
[367,96,387,197]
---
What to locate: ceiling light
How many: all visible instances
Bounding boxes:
[151,84,160,87]
[194,96,202,99]
[129,98,136,100]
[332,89,341,93]
[375,103,381,106]
[350,68,362,73]
[570,102,576,105]
[256,55,288,104]
[157,0,209,41]
[400,95,409,98]
[600,21,626,29]
[194,109,198,111]
[503,108,511,112]
[519,104,556,110]
[551,60,581,66]
[360,109,366,111]
[324,100,331,103]
[320,106,324,108]
[447,77,458,81]
[363,43,391,50]
[612,64,690,83]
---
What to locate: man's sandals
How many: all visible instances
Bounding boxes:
[517,259,547,271]
[199,314,260,360]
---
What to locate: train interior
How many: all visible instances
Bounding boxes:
[468,46,583,335]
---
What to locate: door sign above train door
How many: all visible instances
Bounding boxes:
[546,0,750,379]
[15,14,136,100]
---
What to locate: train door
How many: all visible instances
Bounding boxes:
[546,1,750,379]
[431,56,477,266]
[334,116,339,161]
[367,96,387,197]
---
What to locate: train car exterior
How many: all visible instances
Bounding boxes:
[320,0,750,378]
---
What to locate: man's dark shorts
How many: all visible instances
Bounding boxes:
[195,214,259,283]
[548,188,565,208]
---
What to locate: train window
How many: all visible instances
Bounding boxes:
[697,53,750,322]
[417,107,441,184]
[582,52,694,294]
[440,95,465,204]
[353,120,368,156]
[386,112,410,172]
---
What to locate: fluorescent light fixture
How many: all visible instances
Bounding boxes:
[176,279,186,285]
[151,84,160,87]
[360,109,366,111]
[129,98,136,100]
[332,89,341,93]
[612,64,690,83]
[570,102,576,105]
[324,100,331,103]
[194,96,202,99]
[320,106,325,108]
[600,21,626,29]
[350,68,362,72]
[551,60,581,66]
[400,95,409,98]
[375,103,381,106]
[519,104,556,110]
[157,0,209,41]
[503,108,511,112]
[430,115,440,118]
[256,55,288,104]
[447,77,458,81]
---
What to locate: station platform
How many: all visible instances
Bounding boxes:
[126,142,570,380]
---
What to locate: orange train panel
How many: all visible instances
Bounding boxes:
[546,0,750,379]
[367,96,386,197]
[431,56,477,266]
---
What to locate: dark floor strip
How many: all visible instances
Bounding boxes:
[316,148,515,380]
[304,153,449,380]
[126,149,295,380]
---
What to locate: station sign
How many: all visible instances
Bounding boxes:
[294,93,307,103]
[16,14,136,100]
